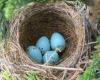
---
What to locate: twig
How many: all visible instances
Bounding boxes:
[85,41,98,45]
[36,64,83,71]
[78,41,98,47]
[61,70,67,80]
[19,65,46,73]
[69,71,80,80]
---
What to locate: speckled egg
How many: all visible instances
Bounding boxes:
[36,36,50,54]
[27,46,43,63]
[43,51,59,65]
[50,32,65,52]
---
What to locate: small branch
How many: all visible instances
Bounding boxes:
[69,71,80,80]
[37,64,83,71]
[85,41,98,45]
[61,70,67,80]
[16,65,46,73]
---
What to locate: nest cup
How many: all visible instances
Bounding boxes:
[8,1,85,79]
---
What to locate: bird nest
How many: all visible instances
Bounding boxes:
[3,1,86,80]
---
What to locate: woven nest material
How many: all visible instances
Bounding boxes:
[4,1,85,80]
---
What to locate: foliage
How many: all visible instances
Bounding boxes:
[25,72,40,80]
[97,36,100,44]
[77,0,85,3]
[0,0,35,40]
[79,65,94,80]
[0,12,8,41]
[78,51,100,80]
[3,0,35,20]
[78,35,100,80]
[0,0,7,11]
[0,70,41,80]
[0,70,15,80]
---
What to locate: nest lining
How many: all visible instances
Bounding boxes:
[18,8,78,64]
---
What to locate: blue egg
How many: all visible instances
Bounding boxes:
[36,36,50,54]
[27,46,43,63]
[51,32,65,52]
[43,51,59,65]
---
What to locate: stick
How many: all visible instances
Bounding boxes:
[37,64,83,71]
[85,41,98,46]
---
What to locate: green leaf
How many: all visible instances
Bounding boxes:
[26,72,40,80]
[79,65,94,80]
[35,74,40,80]
[0,70,15,80]
[0,0,7,11]
[96,36,100,44]
[4,4,15,20]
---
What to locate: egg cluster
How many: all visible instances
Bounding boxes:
[27,32,66,65]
